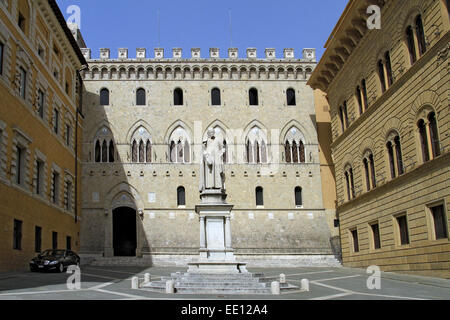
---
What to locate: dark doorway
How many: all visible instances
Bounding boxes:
[113,207,137,256]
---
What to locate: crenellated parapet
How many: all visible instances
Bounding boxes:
[80,47,316,81]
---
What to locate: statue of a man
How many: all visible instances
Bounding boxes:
[199,128,226,192]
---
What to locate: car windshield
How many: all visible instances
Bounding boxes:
[41,250,65,257]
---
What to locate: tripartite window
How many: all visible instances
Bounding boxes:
[256,187,264,207]
[177,186,186,206]
[246,130,267,164]
[13,219,22,250]
[396,215,410,245]
[249,88,258,106]
[211,88,221,106]
[94,127,115,163]
[136,88,146,106]
[286,88,296,106]
[429,204,448,240]
[174,88,183,105]
[100,88,109,106]
[169,127,190,163]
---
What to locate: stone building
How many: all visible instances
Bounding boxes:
[309,0,449,278]
[79,46,341,267]
[0,0,87,271]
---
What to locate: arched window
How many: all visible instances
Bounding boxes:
[286,88,296,106]
[344,165,355,201]
[100,88,109,106]
[146,140,152,162]
[211,88,221,106]
[177,186,186,206]
[406,26,417,65]
[256,187,264,206]
[428,112,440,158]
[101,140,107,162]
[249,88,258,106]
[363,151,376,191]
[386,131,403,178]
[94,127,115,163]
[295,187,302,207]
[385,51,394,86]
[339,101,349,132]
[415,15,426,56]
[418,119,430,162]
[174,88,183,105]
[285,127,306,164]
[136,88,146,106]
[109,141,115,163]
[356,86,363,115]
[378,59,386,93]
[95,141,101,163]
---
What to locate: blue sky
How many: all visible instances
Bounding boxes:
[56,0,348,60]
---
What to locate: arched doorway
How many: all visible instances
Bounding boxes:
[113,207,137,256]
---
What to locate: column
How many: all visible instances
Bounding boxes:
[225,217,232,249]
[425,121,434,159]
[199,216,206,248]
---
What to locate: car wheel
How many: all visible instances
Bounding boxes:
[59,263,65,273]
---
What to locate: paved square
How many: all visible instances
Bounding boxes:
[0,266,449,300]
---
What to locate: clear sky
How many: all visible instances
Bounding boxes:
[56,0,348,60]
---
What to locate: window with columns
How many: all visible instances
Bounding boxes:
[338,101,349,132]
[284,127,306,163]
[417,109,441,163]
[363,150,376,192]
[94,127,115,163]
[131,127,152,163]
[169,127,190,163]
[386,131,404,179]
[406,14,427,66]
[378,51,394,94]
[344,164,355,201]
[246,127,267,164]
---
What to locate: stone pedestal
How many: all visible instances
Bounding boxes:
[187,189,248,274]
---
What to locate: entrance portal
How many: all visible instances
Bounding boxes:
[113,207,137,256]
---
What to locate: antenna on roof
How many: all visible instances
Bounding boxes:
[229,9,233,47]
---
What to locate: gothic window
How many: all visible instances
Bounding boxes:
[406,26,417,65]
[169,126,190,163]
[256,187,264,206]
[130,126,152,163]
[177,186,186,206]
[211,88,221,105]
[286,88,296,106]
[295,187,302,207]
[344,165,355,201]
[249,88,258,105]
[174,88,183,105]
[284,127,306,164]
[93,127,115,163]
[415,15,427,56]
[100,88,109,106]
[246,127,267,164]
[136,88,146,106]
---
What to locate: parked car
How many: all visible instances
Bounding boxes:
[30,250,80,273]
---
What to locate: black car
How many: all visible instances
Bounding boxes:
[30,250,80,273]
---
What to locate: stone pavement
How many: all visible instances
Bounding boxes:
[0,266,449,300]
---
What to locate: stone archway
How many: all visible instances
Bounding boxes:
[112,207,137,257]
